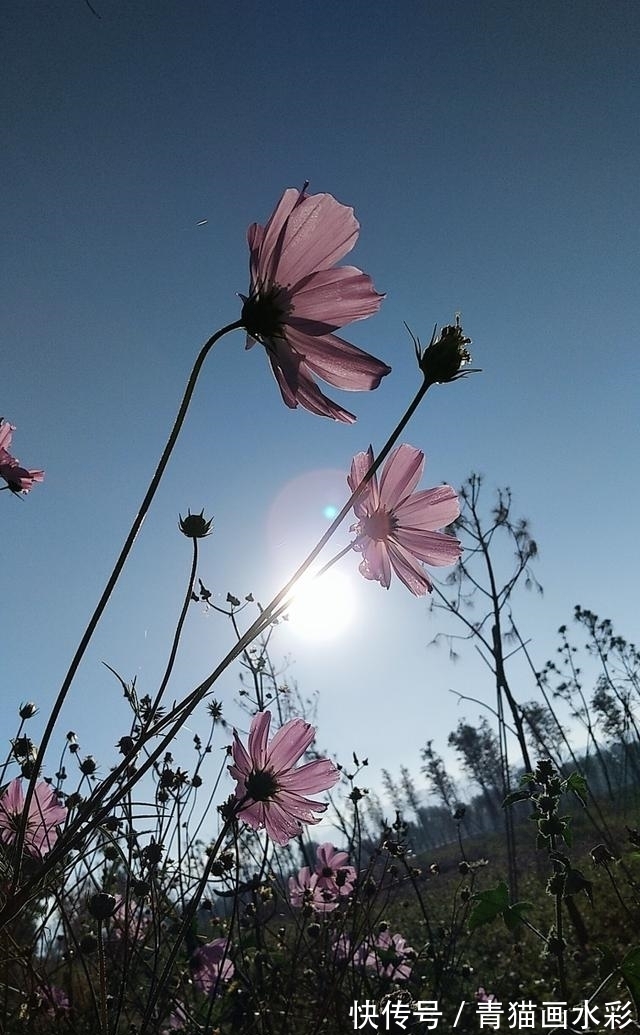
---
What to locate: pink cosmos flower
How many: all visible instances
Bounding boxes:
[288,865,338,913]
[0,420,44,494]
[229,711,340,846]
[333,933,368,967]
[348,444,462,595]
[365,931,415,981]
[0,777,67,857]
[241,187,390,422]
[314,842,357,897]
[191,937,234,995]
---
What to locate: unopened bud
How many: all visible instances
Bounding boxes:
[88,892,118,921]
[179,509,213,539]
[409,318,475,387]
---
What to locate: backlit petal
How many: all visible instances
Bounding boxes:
[288,267,384,331]
[268,718,316,772]
[348,447,378,516]
[378,445,424,507]
[272,193,360,286]
[247,711,271,769]
[387,541,433,596]
[394,485,460,530]
[286,327,390,391]
[393,527,462,566]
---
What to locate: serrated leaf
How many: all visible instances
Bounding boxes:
[468,881,532,932]
[468,881,510,931]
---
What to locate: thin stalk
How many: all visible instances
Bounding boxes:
[139,804,243,1033]
[15,319,243,874]
[96,918,108,1035]
[148,536,199,721]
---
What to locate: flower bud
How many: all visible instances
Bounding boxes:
[19,702,38,719]
[88,893,118,921]
[179,509,213,538]
[409,318,475,387]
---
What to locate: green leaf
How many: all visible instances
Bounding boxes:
[504,900,533,931]
[565,771,589,805]
[563,866,593,904]
[468,881,510,931]
[503,789,532,808]
[468,882,532,932]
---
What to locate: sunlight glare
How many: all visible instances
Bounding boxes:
[286,569,355,641]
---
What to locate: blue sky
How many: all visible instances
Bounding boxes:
[2,1,638,809]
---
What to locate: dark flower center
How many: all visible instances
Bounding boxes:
[245,768,279,802]
[321,865,333,878]
[241,283,294,341]
[361,508,396,542]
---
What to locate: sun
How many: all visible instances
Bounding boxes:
[286,569,355,642]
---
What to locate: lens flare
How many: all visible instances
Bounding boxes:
[287,569,354,642]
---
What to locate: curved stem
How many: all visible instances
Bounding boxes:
[14,319,243,874]
[148,536,199,722]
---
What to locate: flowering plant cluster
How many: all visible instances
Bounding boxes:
[17,185,626,1035]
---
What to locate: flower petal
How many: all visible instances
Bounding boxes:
[348,447,378,516]
[393,527,462,566]
[277,757,340,794]
[268,718,316,773]
[262,799,307,845]
[378,445,424,507]
[0,422,15,452]
[268,192,360,286]
[247,711,271,770]
[271,353,358,422]
[394,485,460,530]
[286,327,390,391]
[274,788,329,822]
[287,267,384,332]
[254,188,305,285]
[229,729,251,781]
[247,221,265,287]
[357,538,392,588]
[386,541,434,596]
